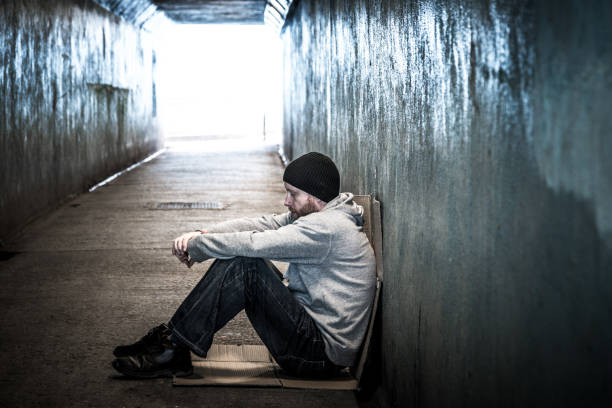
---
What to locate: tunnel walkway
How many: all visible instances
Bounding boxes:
[0,141,362,407]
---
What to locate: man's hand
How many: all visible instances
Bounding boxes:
[172,247,194,268]
[172,230,206,268]
[173,231,204,253]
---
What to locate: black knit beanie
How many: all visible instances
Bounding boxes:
[283,152,340,203]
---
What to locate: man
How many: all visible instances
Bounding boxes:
[112,152,376,379]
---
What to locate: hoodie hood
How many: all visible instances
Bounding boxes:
[322,192,364,226]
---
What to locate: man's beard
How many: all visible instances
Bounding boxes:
[291,200,320,219]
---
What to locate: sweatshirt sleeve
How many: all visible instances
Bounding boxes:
[187,218,331,264]
[204,213,293,233]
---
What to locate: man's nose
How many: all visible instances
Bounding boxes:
[283,194,291,207]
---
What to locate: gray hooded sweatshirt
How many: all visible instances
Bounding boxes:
[186,192,376,366]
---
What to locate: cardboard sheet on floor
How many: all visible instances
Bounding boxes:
[173,344,358,389]
[173,195,383,390]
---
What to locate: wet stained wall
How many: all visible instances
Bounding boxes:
[0,0,160,242]
[282,0,611,406]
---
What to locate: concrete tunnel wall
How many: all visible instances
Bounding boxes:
[0,0,161,244]
[282,0,612,406]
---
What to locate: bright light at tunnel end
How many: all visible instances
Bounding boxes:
[155,24,283,146]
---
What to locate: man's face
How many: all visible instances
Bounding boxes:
[283,182,320,219]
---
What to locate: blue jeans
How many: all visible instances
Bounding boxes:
[168,257,341,378]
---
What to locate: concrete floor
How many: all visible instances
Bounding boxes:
[0,141,366,407]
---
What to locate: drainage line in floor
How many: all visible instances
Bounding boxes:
[88,148,167,192]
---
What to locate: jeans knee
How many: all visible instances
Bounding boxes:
[240,257,262,281]
[206,257,254,285]
[210,257,255,270]
[234,256,259,264]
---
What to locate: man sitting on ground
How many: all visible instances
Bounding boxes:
[111,152,376,379]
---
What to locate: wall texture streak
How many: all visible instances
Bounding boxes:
[282,0,611,406]
[0,0,160,242]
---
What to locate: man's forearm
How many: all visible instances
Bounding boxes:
[186,223,330,264]
[204,213,292,234]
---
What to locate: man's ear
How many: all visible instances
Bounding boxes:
[313,197,327,211]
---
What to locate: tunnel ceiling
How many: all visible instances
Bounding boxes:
[154,0,266,24]
[91,0,293,28]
